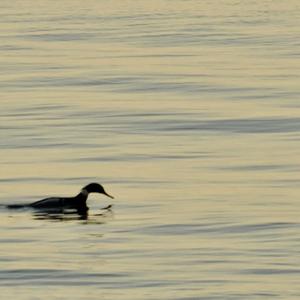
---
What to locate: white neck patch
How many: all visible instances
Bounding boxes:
[81,188,89,196]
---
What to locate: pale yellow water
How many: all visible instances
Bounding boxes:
[0,1,300,299]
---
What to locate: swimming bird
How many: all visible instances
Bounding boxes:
[7,183,113,211]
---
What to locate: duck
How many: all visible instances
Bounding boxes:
[7,183,113,211]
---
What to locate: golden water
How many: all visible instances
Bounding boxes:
[1,1,300,299]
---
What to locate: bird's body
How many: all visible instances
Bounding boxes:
[29,194,87,209]
[7,183,113,211]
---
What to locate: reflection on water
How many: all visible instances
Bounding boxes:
[1,0,300,299]
[2,203,114,222]
[32,206,113,223]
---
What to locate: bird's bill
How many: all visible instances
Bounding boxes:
[104,191,114,199]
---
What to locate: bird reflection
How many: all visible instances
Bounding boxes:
[32,204,113,223]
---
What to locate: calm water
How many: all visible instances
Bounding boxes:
[1,1,300,299]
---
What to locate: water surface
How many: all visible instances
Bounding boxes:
[1,1,300,299]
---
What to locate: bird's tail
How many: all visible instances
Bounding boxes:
[6,204,27,209]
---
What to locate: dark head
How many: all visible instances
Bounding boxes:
[81,183,114,199]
